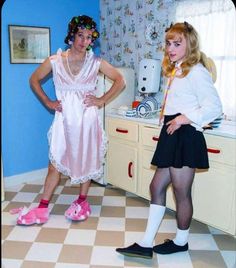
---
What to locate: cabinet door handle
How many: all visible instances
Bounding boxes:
[116,128,128,134]
[207,148,221,154]
[152,136,159,141]
[128,162,133,178]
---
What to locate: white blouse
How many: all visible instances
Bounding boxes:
[164,63,223,131]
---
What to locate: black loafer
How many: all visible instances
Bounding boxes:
[153,239,188,254]
[116,243,153,259]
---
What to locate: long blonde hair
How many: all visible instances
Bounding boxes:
[162,22,202,78]
[200,52,217,83]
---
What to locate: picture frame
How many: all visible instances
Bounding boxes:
[8,25,51,64]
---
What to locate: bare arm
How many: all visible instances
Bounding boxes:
[84,59,126,107]
[29,58,62,112]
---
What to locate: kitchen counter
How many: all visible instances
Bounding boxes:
[106,111,236,139]
[106,114,236,235]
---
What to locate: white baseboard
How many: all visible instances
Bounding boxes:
[3,168,48,188]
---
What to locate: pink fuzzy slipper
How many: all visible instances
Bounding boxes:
[10,206,49,225]
[65,200,91,221]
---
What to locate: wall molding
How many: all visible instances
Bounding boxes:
[3,168,48,187]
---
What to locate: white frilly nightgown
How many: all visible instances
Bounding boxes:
[48,48,107,184]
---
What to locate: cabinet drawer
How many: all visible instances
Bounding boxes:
[204,134,236,166]
[108,119,138,142]
[141,126,161,147]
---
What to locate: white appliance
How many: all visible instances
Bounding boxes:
[96,67,135,184]
[138,59,161,93]
[97,67,135,115]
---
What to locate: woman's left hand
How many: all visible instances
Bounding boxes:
[84,94,104,108]
[166,114,191,135]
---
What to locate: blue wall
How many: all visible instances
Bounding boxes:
[2,0,100,177]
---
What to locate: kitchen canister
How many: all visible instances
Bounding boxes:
[132,100,140,109]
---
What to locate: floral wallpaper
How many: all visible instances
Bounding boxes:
[100,0,176,94]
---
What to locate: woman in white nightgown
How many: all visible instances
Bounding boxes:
[48,47,106,185]
[12,15,125,225]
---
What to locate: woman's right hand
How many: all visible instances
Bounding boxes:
[166,114,191,135]
[45,99,62,112]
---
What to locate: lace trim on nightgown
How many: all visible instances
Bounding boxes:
[47,115,108,184]
[57,84,94,91]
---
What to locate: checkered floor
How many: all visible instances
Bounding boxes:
[2,176,236,268]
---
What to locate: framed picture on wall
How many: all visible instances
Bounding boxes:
[8,25,50,64]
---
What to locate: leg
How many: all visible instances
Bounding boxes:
[150,167,172,205]
[153,166,195,254]
[65,179,92,221]
[116,168,171,258]
[13,163,60,226]
[170,166,195,230]
[79,180,91,195]
[40,163,61,201]
[139,168,171,247]
[75,180,91,204]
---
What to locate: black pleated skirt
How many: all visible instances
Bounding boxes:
[151,114,209,169]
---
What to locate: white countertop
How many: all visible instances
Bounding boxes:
[106,112,236,139]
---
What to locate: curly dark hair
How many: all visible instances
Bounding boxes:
[64,15,100,49]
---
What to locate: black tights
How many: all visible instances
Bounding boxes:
[150,167,195,230]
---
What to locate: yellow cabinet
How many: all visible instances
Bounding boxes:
[193,163,235,234]
[106,118,138,193]
[106,116,236,235]
[107,139,137,193]
[193,134,236,235]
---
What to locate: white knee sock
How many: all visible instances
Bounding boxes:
[173,228,190,246]
[138,204,166,247]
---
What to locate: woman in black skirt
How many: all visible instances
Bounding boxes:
[116,22,222,258]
